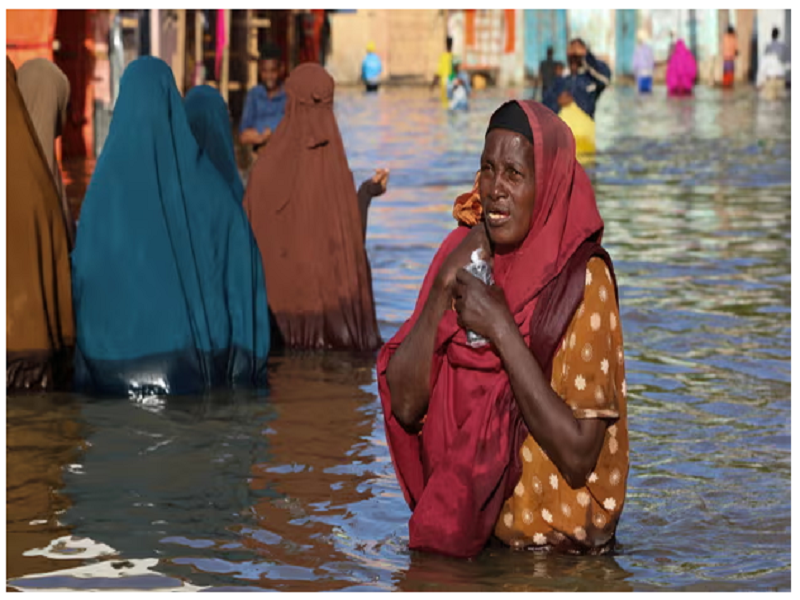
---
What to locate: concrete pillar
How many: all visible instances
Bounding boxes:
[734,9,755,82]
[150,9,160,58]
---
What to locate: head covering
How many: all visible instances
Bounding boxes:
[486,100,534,145]
[366,41,376,53]
[377,100,606,557]
[243,63,380,351]
[666,39,697,96]
[184,85,244,201]
[72,57,270,395]
[6,56,74,391]
[16,58,74,246]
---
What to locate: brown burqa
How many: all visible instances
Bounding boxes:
[243,63,381,351]
[6,56,75,391]
[17,58,75,247]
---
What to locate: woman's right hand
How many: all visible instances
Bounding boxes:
[435,223,491,294]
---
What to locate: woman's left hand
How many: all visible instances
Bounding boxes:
[360,168,390,198]
[452,268,514,343]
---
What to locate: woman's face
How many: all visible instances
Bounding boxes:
[479,129,536,249]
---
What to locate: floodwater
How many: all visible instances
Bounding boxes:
[7,85,791,591]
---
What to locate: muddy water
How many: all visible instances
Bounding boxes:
[7,84,790,591]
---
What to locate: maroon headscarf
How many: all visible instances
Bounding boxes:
[377,100,605,557]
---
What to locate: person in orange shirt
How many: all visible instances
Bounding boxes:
[722,25,738,88]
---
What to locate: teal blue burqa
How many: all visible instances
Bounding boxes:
[184,85,245,201]
[72,57,270,395]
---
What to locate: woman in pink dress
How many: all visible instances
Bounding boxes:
[666,39,697,97]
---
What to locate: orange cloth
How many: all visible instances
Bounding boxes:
[504,10,516,54]
[451,171,482,226]
[722,70,735,87]
[494,257,629,553]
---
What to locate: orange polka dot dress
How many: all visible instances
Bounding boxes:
[494,257,629,553]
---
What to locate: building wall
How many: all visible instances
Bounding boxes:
[523,10,568,79]
[567,9,616,67]
[386,10,447,81]
[326,9,446,85]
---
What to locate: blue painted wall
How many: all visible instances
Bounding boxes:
[615,9,637,76]
[523,9,568,77]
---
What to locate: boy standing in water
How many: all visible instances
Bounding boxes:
[722,26,738,88]
[240,43,287,155]
[362,42,383,93]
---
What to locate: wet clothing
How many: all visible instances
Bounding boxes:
[666,40,697,96]
[632,42,655,94]
[362,52,382,87]
[757,53,787,100]
[243,63,381,351]
[495,257,628,553]
[184,85,244,201]
[637,77,653,94]
[723,60,735,88]
[240,84,287,137]
[378,100,626,558]
[16,58,74,247]
[543,51,611,120]
[6,57,75,392]
[72,57,270,395]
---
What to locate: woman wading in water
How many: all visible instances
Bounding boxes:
[379,100,629,557]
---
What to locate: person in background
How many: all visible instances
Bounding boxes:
[6,57,74,392]
[72,57,270,395]
[16,58,75,247]
[765,27,787,62]
[240,43,287,155]
[554,61,565,80]
[538,46,557,100]
[185,85,244,201]
[543,38,611,155]
[632,30,655,94]
[447,58,471,111]
[666,39,697,97]
[757,29,788,101]
[543,38,611,121]
[362,41,382,93]
[722,25,738,88]
[431,36,454,107]
[244,63,387,351]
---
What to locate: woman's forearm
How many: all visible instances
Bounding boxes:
[357,183,372,240]
[492,319,606,488]
[386,282,450,432]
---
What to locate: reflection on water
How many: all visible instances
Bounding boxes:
[8,84,791,591]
